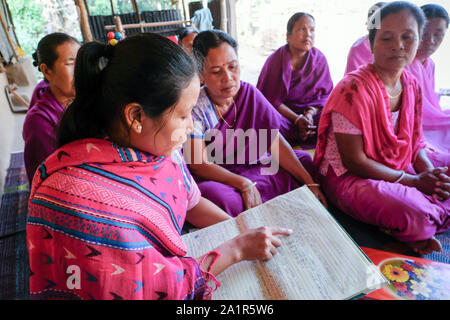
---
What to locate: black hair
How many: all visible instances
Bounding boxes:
[178,27,199,44]
[286,12,315,35]
[57,33,197,147]
[192,30,238,71]
[368,1,426,47]
[421,3,450,28]
[32,32,80,75]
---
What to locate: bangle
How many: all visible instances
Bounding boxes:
[242,181,257,192]
[293,114,304,126]
[393,171,405,183]
[199,250,222,300]
[306,183,320,188]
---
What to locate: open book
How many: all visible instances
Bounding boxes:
[181,186,388,300]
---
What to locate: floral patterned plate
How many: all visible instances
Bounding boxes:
[379,257,450,300]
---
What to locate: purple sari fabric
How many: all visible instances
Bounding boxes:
[406,58,450,153]
[192,82,315,217]
[256,45,333,149]
[29,80,49,108]
[23,84,65,182]
[257,45,333,112]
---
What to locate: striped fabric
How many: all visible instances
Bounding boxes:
[27,138,206,300]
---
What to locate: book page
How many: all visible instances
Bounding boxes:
[182,186,387,300]
[182,214,268,299]
[239,186,386,299]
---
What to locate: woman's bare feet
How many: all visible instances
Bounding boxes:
[410,237,442,256]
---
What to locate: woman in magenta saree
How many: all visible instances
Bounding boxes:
[27,33,292,300]
[256,12,333,149]
[406,4,450,153]
[314,2,450,255]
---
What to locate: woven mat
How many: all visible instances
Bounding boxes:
[0,152,30,299]
[328,203,450,264]
[0,152,29,238]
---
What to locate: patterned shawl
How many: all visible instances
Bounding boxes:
[27,138,206,300]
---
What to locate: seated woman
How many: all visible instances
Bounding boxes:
[178,26,199,55]
[314,1,450,256]
[186,30,327,218]
[256,12,333,149]
[23,32,80,182]
[406,3,450,153]
[345,2,386,74]
[27,33,292,300]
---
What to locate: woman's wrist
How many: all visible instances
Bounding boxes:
[233,177,254,192]
[398,173,417,188]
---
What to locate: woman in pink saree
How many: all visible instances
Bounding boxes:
[26,34,291,300]
[406,3,450,153]
[314,2,450,255]
[345,2,386,75]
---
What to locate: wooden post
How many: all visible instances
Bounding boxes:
[131,0,144,32]
[114,16,125,38]
[183,0,190,20]
[220,0,227,33]
[0,9,19,61]
[109,0,115,16]
[74,0,93,42]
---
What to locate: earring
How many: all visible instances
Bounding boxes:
[137,124,142,132]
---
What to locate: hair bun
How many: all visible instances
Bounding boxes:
[103,42,114,60]
[32,51,39,67]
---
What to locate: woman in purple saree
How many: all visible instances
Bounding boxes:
[186,30,326,217]
[256,12,333,149]
[23,33,80,182]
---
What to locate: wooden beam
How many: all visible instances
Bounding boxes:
[104,20,190,30]
[74,0,93,42]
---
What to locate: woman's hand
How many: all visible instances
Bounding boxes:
[410,167,450,201]
[430,167,450,201]
[232,226,293,262]
[295,114,316,141]
[238,179,263,210]
[196,226,292,278]
[307,185,328,208]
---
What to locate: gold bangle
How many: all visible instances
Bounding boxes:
[306,183,320,187]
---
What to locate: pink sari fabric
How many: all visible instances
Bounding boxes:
[344,35,373,74]
[27,138,207,300]
[406,58,450,153]
[315,64,426,172]
[314,64,450,243]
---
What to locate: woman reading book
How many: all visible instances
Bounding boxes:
[26,33,292,300]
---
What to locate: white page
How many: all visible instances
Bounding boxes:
[182,186,387,299]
